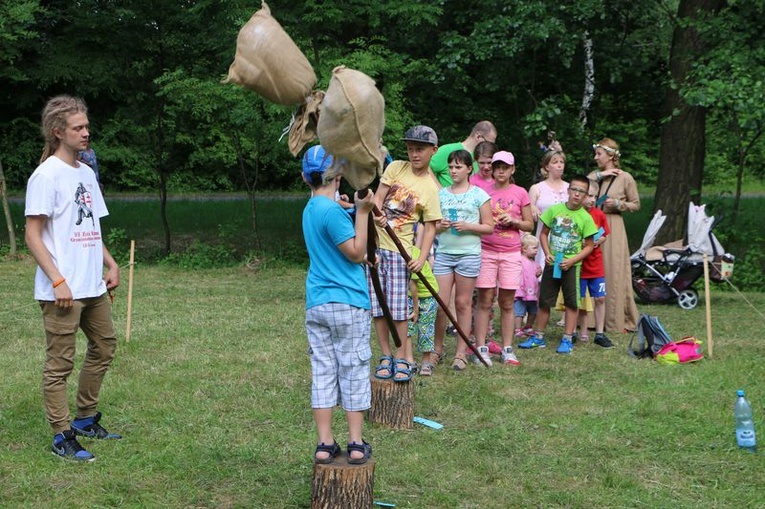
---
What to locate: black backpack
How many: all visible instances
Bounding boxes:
[628,314,673,359]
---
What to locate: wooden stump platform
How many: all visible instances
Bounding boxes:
[368,377,414,429]
[311,456,375,509]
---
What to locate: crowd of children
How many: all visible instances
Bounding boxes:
[300,124,620,464]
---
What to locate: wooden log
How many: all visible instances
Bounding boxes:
[368,377,414,429]
[311,456,375,509]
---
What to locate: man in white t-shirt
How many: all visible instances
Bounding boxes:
[25,95,122,462]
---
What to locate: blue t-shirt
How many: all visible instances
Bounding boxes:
[303,196,370,310]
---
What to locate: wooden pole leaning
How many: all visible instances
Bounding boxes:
[703,253,713,358]
[125,240,135,342]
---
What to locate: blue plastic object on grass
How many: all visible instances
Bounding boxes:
[413,416,443,429]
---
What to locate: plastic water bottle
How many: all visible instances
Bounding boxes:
[734,390,757,452]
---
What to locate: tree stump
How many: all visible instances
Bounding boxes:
[369,377,414,429]
[311,456,375,509]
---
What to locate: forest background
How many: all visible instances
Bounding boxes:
[0,0,763,287]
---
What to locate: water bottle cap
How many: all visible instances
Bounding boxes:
[737,390,745,397]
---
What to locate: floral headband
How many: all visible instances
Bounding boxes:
[593,144,620,157]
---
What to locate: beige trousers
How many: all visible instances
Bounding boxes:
[40,293,117,434]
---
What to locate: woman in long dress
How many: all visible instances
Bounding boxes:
[588,138,640,332]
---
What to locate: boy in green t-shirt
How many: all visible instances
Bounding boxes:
[521,174,597,354]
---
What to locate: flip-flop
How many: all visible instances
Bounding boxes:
[374,355,394,379]
[392,358,413,382]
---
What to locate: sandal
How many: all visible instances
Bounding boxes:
[314,441,341,464]
[374,355,394,379]
[392,358,413,382]
[452,355,467,371]
[420,361,434,377]
[433,350,445,366]
[346,440,372,465]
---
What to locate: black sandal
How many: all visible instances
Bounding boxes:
[314,441,341,464]
[346,440,372,465]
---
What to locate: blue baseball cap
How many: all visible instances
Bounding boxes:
[302,145,334,179]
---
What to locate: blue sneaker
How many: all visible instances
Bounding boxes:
[556,337,573,354]
[72,412,122,440]
[52,430,95,462]
[518,335,546,349]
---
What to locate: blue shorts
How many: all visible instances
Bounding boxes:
[432,252,481,278]
[514,299,538,317]
[580,276,606,298]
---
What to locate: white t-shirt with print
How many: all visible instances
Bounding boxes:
[25,156,109,301]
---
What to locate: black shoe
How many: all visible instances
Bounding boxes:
[594,333,614,348]
[72,412,122,440]
[52,430,95,462]
[314,441,341,464]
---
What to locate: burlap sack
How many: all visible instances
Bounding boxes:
[224,1,316,106]
[317,66,385,190]
[288,90,324,156]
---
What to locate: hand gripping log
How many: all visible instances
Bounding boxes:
[365,196,488,367]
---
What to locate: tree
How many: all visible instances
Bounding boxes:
[654,0,725,243]
[680,0,765,223]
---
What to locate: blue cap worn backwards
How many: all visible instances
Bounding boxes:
[302,145,335,180]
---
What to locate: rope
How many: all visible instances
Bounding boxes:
[723,278,765,320]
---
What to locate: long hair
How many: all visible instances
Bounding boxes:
[39,95,88,163]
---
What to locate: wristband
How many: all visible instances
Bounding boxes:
[53,278,66,288]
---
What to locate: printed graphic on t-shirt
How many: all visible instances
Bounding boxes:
[74,182,94,227]
[549,215,583,256]
[384,183,418,229]
[492,197,517,238]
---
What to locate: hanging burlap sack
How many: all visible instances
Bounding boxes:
[224,1,316,106]
[288,90,325,156]
[317,66,385,190]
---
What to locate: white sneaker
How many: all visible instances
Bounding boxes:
[501,346,521,366]
[472,345,493,367]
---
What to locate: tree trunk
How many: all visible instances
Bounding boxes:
[0,159,17,256]
[159,172,171,256]
[311,457,375,509]
[368,377,414,429]
[654,0,725,244]
[579,31,595,131]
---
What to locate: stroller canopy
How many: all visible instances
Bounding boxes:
[632,203,725,262]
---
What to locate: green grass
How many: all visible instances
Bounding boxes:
[1,258,764,508]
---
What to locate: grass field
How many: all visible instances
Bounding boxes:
[1,258,764,508]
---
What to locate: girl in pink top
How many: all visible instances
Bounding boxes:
[468,140,497,193]
[469,151,533,368]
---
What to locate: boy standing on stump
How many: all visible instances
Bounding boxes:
[25,95,122,462]
[301,145,375,464]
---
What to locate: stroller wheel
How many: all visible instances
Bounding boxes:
[677,288,699,310]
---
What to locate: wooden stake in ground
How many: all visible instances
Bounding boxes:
[125,240,135,342]
[703,253,713,358]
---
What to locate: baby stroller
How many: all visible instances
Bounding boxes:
[630,203,735,309]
